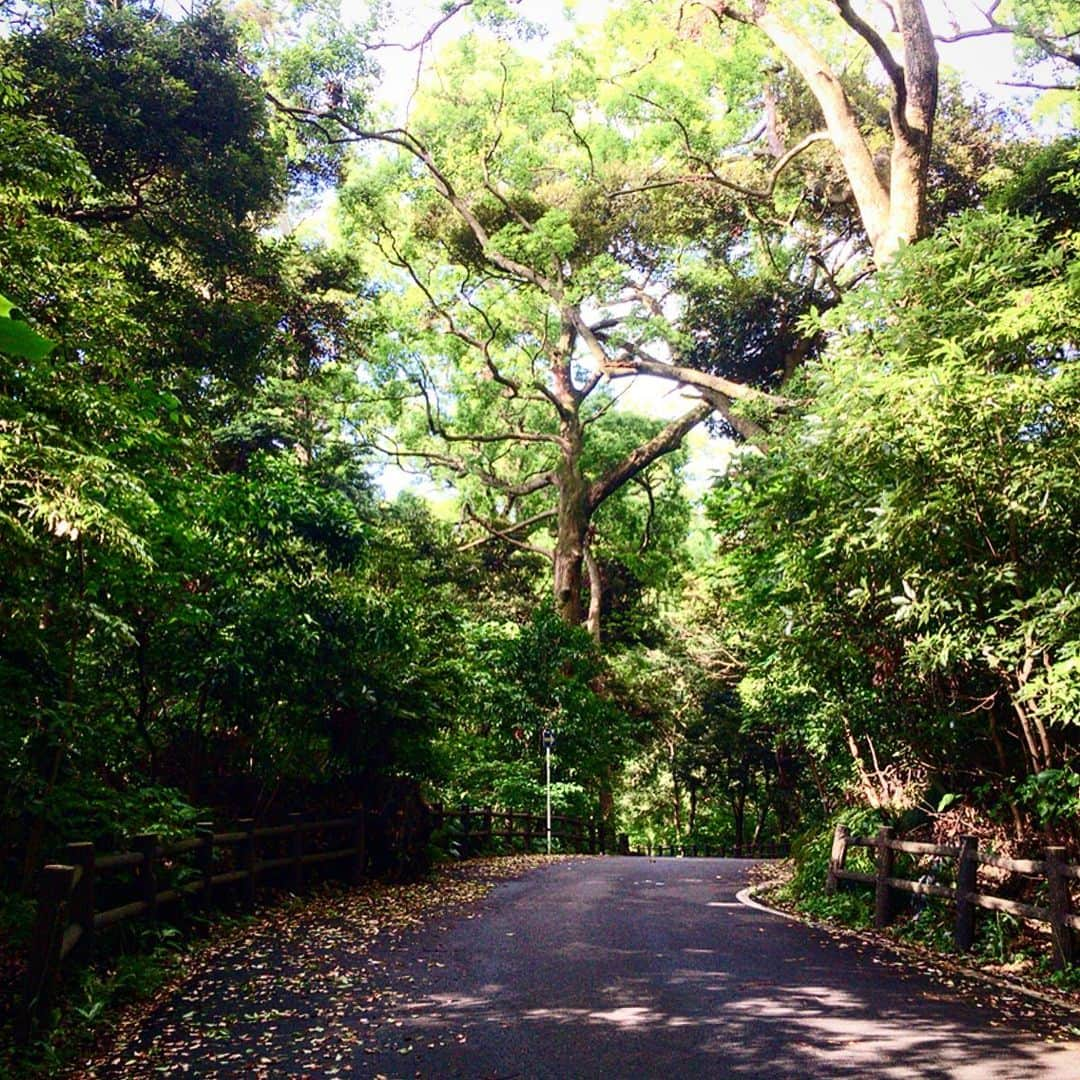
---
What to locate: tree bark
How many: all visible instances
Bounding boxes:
[716,0,939,263]
[731,790,746,854]
[584,543,602,643]
[552,404,590,626]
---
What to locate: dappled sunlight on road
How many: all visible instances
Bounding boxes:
[79,856,1080,1078]
[371,970,1080,1078]
[351,931,1080,1079]
[352,859,1080,1078]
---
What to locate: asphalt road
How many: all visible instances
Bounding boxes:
[359,857,1080,1079]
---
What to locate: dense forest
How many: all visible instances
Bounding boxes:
[3,0,1080,993]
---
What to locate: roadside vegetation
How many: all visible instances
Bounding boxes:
[3,0,1080,1063]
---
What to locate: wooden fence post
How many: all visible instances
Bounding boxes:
[481,806,493,852]
[459,804,472,859]
[20,864,76,1042]
[195,822,214,911]
[619,833,630,856]
[288,813,304,893]
[589,818,598,855]
[955,834,979,952]
[523,813,533,853]
[1046,846,1075,970]
[351,808,367,886]
[874,826,896,929]
[63,842,95,963]
[133,834,159,921]
[238,819,256,908]
[826,824,849,894]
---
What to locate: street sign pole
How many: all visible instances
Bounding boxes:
[545,743,552,856]
[541,727,555,855]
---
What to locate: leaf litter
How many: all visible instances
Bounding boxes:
[70,855,582,1078]
[749,863,1080,1044]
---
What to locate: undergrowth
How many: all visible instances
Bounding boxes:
[0,909,259,1078]
[775,813,1080,1002]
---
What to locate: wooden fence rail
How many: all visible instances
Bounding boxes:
[19,803,595,1041]
[826,824,1078,970]
[430,804,608,857]
[646,841,789,859]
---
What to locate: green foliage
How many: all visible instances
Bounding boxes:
[3,924,187,1079]
[709,208,1080,823]
[0,0,458,875]
[784,807,883,906]
[433,606,640,817]
[7,0,284,258]
[7,1,1080,1036]
[0,294,55,360]
[1018,768,1080,827]
[893,896,955,954]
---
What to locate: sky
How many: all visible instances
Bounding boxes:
[365,0,1034,105]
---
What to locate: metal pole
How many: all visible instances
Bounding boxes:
[546,744,552,856]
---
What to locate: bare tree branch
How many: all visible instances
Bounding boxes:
[634,475,657,554]
[265,94,565,297]
[933,0,1080,71]
[376,436,558,498]
[834,0,906,109]
[363,2,475,54]
[581,380,636,428]
[696,387,770,448]
[708,1,919,259]
[588,398,713,510]
[602,340,794,408]
[999,79,1077,90]
[550,89,597,181]
[608,130,832,201]
[460,504,555,560]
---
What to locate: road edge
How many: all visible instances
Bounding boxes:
[735,884,1080,1019]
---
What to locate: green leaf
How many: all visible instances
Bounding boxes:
[0,293,55,359]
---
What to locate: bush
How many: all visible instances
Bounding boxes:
[778,806,885,927]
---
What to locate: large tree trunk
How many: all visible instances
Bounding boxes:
[584,543,602,643]
[731,790,746,855]
[887,0,938,252]
[553,416,590,627]
[719,0,939,264]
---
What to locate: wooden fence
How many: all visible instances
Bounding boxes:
[19,804,596,1041]
[826,824,1080,970]
[647,841,789,859]
[430,804,623,857]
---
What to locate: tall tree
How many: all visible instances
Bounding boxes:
[716,0,938,263]
[324,35,793,633]
[0,0,425,869]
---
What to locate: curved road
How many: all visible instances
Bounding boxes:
[84,856,1080,1078]
[360,857,1078,1079]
